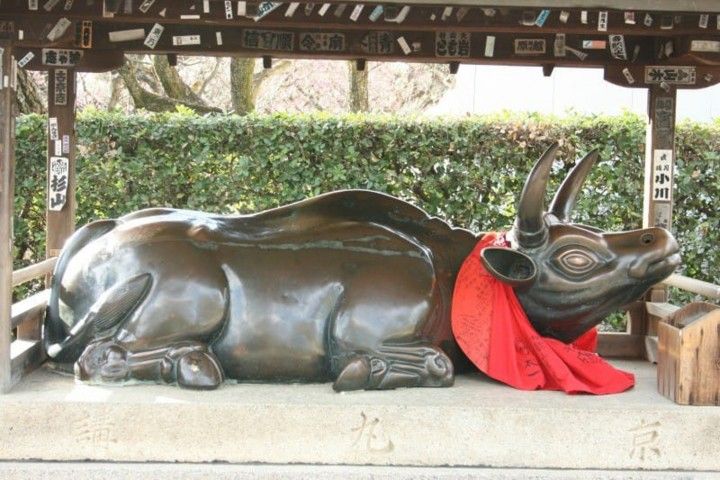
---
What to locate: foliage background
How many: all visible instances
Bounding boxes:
[13,110,720,328]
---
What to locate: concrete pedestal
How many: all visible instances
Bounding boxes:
[0,360,718,477]
[1,463,719,479]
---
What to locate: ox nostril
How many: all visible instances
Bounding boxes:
[640,233,655,245]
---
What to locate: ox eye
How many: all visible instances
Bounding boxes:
[553,249,598,276]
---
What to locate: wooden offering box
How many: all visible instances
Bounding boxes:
[657,303,720,406]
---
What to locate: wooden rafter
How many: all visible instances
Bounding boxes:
[0,1,717,89]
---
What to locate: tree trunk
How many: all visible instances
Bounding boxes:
[107,72,124,110]
[15,69,45,114]
[118,58,220,114]
[347,61,368,112]
[230,57,255,114]
[153,55,205,105]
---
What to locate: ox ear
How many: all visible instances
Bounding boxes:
[481,247,537,289]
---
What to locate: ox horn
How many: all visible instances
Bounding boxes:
[548,149,599,222]
[514,142,559,248]
[45,273,151,362]
[45,312,95,361]
[44,220,117,363]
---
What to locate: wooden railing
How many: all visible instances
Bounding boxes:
[579,272,720,360]
[602,275,720,362]
[6,258,56,390]
[662,274,720,300]
[11,257,57,287]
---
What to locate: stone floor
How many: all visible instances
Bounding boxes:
[0,360,718,475]
[0,463,717,480]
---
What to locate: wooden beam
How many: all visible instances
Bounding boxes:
[625,300,648,335]
[14,48,125,73]
[662,274,720,300]
[75,23,663,68]
[4,0,720,14]
[4,15,720,78]
[646,301,681,320]
[11,257,57,287]
[34,68,74,371]
[10,290,49,330]
[642,84,677,305]
[0,40,16,393]
[10,339,41,387]
[45,69,77,260]
[597,333,645,359]
[605,64,720,90]
[3,4,719,38]
[644,301,681,351]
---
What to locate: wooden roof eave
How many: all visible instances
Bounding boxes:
[347,1,720,13]
[172,0,720,14]
[1,1,719,90]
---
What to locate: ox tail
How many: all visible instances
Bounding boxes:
[44,219,117,363]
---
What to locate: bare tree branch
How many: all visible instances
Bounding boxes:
[178,58,205,67]
[291,82,324,111]
[195,57,223,97]
[153,55,206,105]
[252,59,292,91]
[118,57,221,114]
[127,54,163,93]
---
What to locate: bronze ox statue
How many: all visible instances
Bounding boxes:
[44,144,680,391]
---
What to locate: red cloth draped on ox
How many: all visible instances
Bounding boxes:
[451,232,635,394]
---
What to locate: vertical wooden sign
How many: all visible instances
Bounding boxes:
[643,85,676,305]
[644,86,676,231]
[46,67,77,260]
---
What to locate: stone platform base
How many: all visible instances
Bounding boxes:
[0,361,718,473]
[0,462,718,480]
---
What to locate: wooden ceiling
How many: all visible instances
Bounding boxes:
[1,1,719,89]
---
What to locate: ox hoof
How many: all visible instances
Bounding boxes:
[425,351,451,377]
[332,346,454,391]
[177,351,223,390]
[333,357,372,392]
[75,342,129,384]
[423,352,454,387]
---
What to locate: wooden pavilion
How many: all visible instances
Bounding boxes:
[1,0,720,393]
[1,2,720,477]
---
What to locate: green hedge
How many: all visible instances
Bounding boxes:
[13,110,720,327]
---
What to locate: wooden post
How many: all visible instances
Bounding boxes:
[644,85,677,300]
[643,85,677,234]
[636,85,677,338]
[0,40,16,393]
[45,68,77,260]
[14,69,77,350]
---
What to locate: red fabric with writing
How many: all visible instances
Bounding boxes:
[451,233,634,394]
